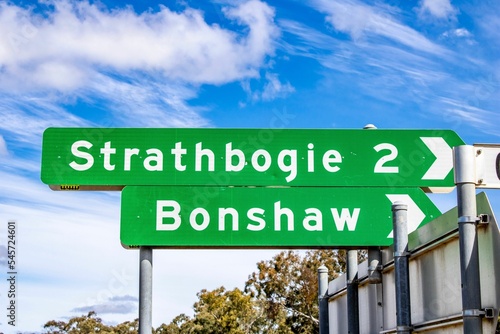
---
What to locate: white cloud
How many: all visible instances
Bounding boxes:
[453,28,472,38]
[243,72,295,102]
[84,73,212,128]
[72,295,138,314]
[279,13,499,135]
[261,73,295,100]
[418,0,457,20]
[441,28,475,46]
[0,0,279,92]
[0,95,91,146]
[310,0,447,55]
[439,97,495,127]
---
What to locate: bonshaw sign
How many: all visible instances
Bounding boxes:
[120,186,441,248]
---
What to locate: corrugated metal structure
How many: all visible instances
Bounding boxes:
[327,192,500,333]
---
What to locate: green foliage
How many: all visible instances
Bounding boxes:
[44,311,114,334]
[155,314,193,334]
[113,319,139,333]
[244,250,347,333]
[44,250,350,334]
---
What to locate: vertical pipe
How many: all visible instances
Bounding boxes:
[392,202,412,334]
[318,265,329,334]
[347,249,359,334]
[368,247,382,284]
[139,246,153,334]
[454,145,482,334]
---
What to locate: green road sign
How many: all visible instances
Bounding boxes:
[41,128,464,189]
[120,186,441,248]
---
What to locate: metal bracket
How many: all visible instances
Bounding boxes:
[478,214,489,225]
[396,325,413,331]
[368,264,383,271]
[458,215,488,225]
[394,251,410,257]
[484,308,495,318]
[463,309,484,317]
[458,215,477,224]
[463,308,495,318]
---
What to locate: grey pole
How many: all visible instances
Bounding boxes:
[368,247,382,284]
[454,145,482,334]
[318,265,329,334]
[347,249,359,334]
[392,202,412,334]
[139,246,153,334]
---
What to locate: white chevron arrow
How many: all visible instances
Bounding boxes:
[421,137,453,180]
[386,194,426,238]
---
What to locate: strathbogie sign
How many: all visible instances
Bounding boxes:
[120,186,441,248]
[41,128,464,189]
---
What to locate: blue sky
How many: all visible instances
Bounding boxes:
[0,0,499,331]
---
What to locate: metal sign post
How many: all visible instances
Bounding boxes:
[139,247,153,334]
[347,250,359,334]
[453,145,483,333]
[392,202,412,334]
[318,265,329,334]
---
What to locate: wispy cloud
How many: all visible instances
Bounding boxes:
[83,73,211,128]
[280,16,448,93]
[0,94,90,146]
[279,1,499,133]
[310,0,448,55]
[241,72,295,103]
[0,134,9,156]
[417,0,457,20]
[72,295,138,315]
[472,2,500,47]
[0,169,119,217]
[279,19,342,58]
[439,97,496,127]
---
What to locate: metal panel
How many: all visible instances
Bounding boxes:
[358,261,384,333]
[327,192,500,333]
[328,275,348,334]
[477,194,500,326]
[474,144,500,188]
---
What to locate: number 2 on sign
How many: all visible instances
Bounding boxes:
[374,143,399,173]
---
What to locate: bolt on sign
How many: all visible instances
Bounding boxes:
[474,144,500,188]
[41,128,464,190]
[120,186,441,248]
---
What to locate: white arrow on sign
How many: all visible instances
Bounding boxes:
[386,194,426,238]
[421,137,453,180]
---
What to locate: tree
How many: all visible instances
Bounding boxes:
[44,250,356,333]
[155,314,194,334]
[44,311,114,334]
[160,249,351,333]
[244,250,351,333]
[162,286,264,334]
[113,319,138,333]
